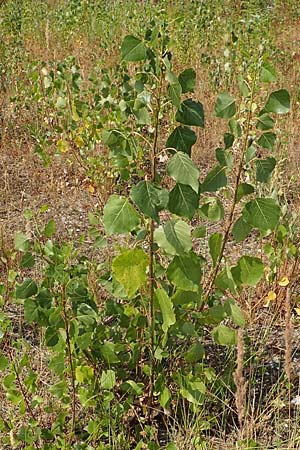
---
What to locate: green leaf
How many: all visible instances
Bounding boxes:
[167,252,202,292]
[167,152,199,193]
[229,118,242,137]
[260,62,277,83]
[264,89,290,114]
[159,386,171,408]
[76,365,94,384]
[237,74,250,97]
[16,279,38,299]
[155,288,176,333]
[176,99,204,127]
[166,444,178,450]
[192,225,206,238]
[121,35,147,61]
[256,113,275,131]
[242,198,280,232]
[224,133,234,149]
[212,324,237,346]
[45,327,59,347]
[178,68,196,93]
[0,354,9,371]
[168,184,199,219]
[256,157,276,182]
[209,232,223,267]
[257,132,276,150]
[131,181,167,223]
[224,299,245,327]
[112,248,148,298]
[245,145,256,163]
[100,342,120,364]
[184,343,204,363]
[48,353,65,376]
[201,165,227,192]
[214,92,236,119]
[166,126,197,155]
[154,220,192,255]
[103,195,140,235]
[199,197,224,222]
[215,264,237,294]
[100,370,116,390]
[24,299,40,323]
[232,216,252,242]
[49,380,68,398]
[20,252,35,269]
[236,183,255,202]
[168,81,182,108]
[172,289,202,307]
[134,107,151,125]
[56,96,66,109]
[14,232,30,252]
[44,219,56,238]
[231,255,264,287]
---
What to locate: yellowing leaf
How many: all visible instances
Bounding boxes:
[74,135,85,148]
[264,290,277,308]
[85,184,95,194]
[267,291,277,301]
[294,308,300,316]
[57,139,69,153]
[278,276,289,287]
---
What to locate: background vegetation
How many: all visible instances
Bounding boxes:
[1,1,300,449]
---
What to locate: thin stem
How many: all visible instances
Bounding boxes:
[148,61,164,403]
[61,288,76,438]
[203,77,257,303]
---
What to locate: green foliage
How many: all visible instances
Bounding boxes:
[1,6,295,448]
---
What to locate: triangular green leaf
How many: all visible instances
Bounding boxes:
[260,62,277,83]
[242,198,280,232]
[256,113,275,131]
[154,220,192,255]
[232,216,252,242]
[214,92,236,119]
[231,255,264,287]
[112,248,148,298]
[167,152,199,193]
[167,252,202,292]
[236,183,255,202]
[264,89,290,114]
[256,157,276,182]
[121,35,147,61]
[168,184,199,219]
[257,132,276,150]
[176,99,204,127]
[212,324,237,346]
[14,232,30,252]
[178,68,196,93]
[201,164,227,192]
[199,197,224,222]
[16,278,38,299]
[166,126,197,155]
[103,195,140,235]
[131,181,168,223]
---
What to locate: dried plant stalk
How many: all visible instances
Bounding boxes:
[234,328,247,441]
[284,287,292,382]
